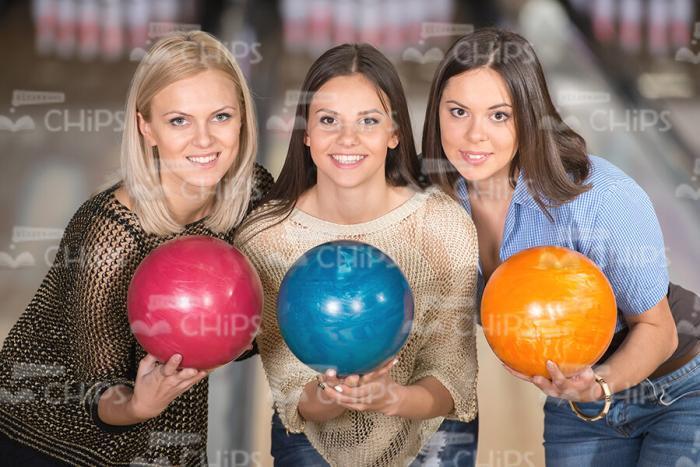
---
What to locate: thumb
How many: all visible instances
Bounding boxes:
[138,354,159,375]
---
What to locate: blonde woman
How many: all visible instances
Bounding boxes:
[0,31,272,466]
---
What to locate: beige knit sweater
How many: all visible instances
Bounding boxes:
[237,186,479,467]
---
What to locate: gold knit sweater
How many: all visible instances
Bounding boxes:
[237,186,479,467]
[0,164,273,466]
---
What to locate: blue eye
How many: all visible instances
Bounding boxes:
[359,117,379,126]
[169,116,187,126]
[492,111,510,122]
[213,112,231,122]
[450,108,467,118]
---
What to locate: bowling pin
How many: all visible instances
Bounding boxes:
[671,0,693,49]
[55,0,77,59]
[101,0,123,61]
[357,0,381,48]
[77,0,99,61]
[281,0,308,54]
[648,0,670,57]
[308,0,333,57]
[332,0,355,45]
[382,0,404,56]
[32,0,56,56]
[620,0,642,54]
[126,0,149,52]
[592,0,616,44]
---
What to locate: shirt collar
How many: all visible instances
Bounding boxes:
[455,169,541,214]
[511,169,541,210]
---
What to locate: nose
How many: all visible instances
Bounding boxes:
[193,121,214,148]
[465,116,488,144]
[336,121,359,147]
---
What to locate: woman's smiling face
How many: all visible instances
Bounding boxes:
[439,67,518,186]
[304,73,399,191]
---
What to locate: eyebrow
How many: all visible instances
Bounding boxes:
[315,108,385,116]
[445,99,512,110]
[162,105,236,117]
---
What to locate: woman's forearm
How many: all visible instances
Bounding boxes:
[596,315,678,395]
[298,380,347,422]
[97,385,146,426]
[391,377,454,420]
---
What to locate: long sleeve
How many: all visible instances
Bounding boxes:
[408,196,479,422]
[261,326,319,433]
[69,209,144,432]
[233,162,275,362]
[237,236,318,433]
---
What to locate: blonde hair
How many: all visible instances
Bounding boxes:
[121,30,258,235]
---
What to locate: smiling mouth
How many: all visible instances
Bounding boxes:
[186,152,220,165]
[458,151,492,164]
[329,154,367,167]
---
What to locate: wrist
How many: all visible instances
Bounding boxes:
[381,383,406,417]
[593,380,606,401]
[569,374,613,422]
[126,394,153,422]
[576,380,604,402]
[307,380,336,408]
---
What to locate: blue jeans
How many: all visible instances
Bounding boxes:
[409,417,477,467]
[544,352,700,466]
[270,412,477,466]
[270,413,328,467]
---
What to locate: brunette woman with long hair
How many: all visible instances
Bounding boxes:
[423,27,700,466]
[237,43,480,466]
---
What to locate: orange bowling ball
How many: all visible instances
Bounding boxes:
[481,246,617,378]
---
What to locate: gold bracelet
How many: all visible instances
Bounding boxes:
[568,374,612,422]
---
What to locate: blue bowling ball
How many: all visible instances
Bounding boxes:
[277,240,414,376]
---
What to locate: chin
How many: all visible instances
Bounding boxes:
[183,175,226,191]
[324,174,373,190]
[447,160,488,181]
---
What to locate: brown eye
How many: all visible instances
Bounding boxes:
[492,111,510,122]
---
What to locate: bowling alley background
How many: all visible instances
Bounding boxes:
[1,0,699,465]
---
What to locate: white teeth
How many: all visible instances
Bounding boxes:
[187,153,219,164]
[466,153,487,160]
[331,154,365,164]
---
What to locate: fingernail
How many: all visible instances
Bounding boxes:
[327,369,336,377]
[392,358,399,366]
[334,385,343,393]
[546,361,554,368]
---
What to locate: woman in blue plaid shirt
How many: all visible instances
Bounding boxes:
[422,28,700,466]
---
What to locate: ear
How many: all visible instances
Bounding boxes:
[137,112,157,147]
[387,131,399,150]
[303,131,310,148]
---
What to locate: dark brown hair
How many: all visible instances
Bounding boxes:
[238,43,426,241]
[422,27,590,216]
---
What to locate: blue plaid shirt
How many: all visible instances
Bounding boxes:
[456,155,669,331]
